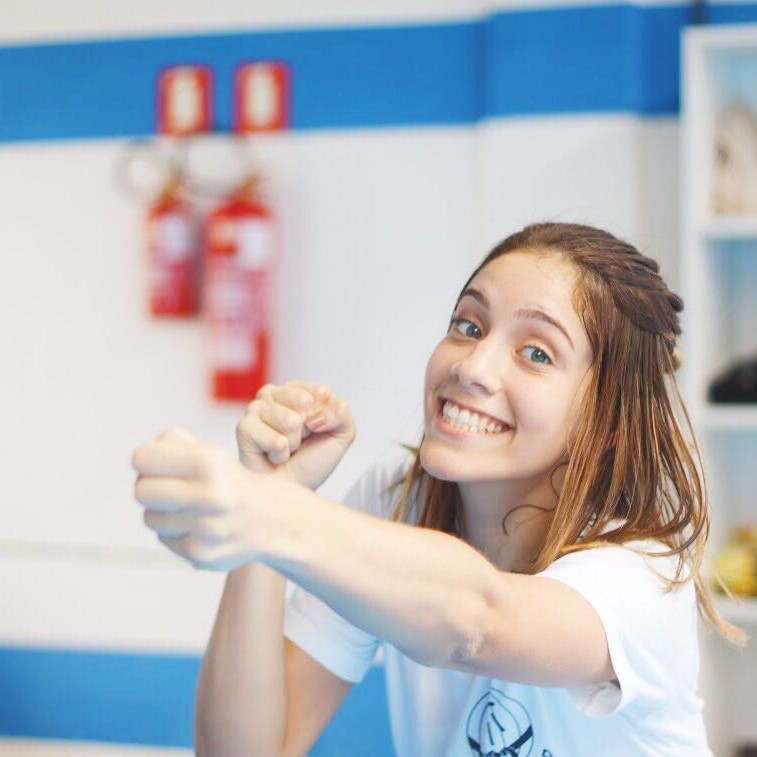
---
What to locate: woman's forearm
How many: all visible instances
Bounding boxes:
[261,485,496,667]
[195,563,288,757]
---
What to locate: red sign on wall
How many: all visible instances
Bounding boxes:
[157,65,213,136]
[233,62,289,133]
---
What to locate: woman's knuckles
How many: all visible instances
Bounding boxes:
[285,410,307,431]
[269,435,288,453]
[255,384,276,402]
[281,386,314,411]
[135,477,151,503]
[270,449,290,464]
[194,448,236,484]
[241,399,262,419]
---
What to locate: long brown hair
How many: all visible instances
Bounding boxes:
[390,221,747,646]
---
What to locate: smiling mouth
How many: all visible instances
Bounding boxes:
[436,399,512,436]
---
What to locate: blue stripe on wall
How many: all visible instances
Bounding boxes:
[0,648,198,746]
[484,3,694,116]
[0,23,481,142]
[485,5,634,117]
[0,646,393,753]
[3,4,757,143]
[709,2,757,24]
[484,3,757,117]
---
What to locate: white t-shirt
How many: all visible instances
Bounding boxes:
[283,445,712,756]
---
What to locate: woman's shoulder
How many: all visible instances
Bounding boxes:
[550,518,693,586]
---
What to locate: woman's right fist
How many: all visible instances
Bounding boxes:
[235,380,356,490]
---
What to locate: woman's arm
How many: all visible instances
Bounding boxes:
[195,565,358,757]
[263,490,614,686]
[134,428,614,688]
[194,376,361,757]
[261,484,495,668]
[261,485,615,686]
[195,564,287,757]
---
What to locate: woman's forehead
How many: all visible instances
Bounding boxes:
[469,252,579,311]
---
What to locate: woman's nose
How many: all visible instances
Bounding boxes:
[450,341,499,394]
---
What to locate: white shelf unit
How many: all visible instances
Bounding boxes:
[682,20,757,570]
[700,216,757,237]
[699,403,757,431]
[682,24,757,756]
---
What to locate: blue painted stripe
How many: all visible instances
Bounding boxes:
[0,647,198,746]
[0,646,392,753]
[707,2,757,24]
[0,23,481,143]
[484,4,691,116]
[6,5,757,142]
[4,4,755,143]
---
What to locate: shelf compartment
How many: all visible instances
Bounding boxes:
[701,217,757,239]
[700,404,757,430]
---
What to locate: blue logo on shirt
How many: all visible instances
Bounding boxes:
[466,688,552,756]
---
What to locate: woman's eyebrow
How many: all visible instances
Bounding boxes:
[458,288,575,350]
[514,308,575,351]
[458,287,489,308]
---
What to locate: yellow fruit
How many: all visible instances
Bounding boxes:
[713,545,757,596]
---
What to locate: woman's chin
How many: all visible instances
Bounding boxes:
[419,442,497,482]
[419,444,455,481]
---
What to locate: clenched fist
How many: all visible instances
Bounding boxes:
[132,426,282,571]
[236,380,356,490]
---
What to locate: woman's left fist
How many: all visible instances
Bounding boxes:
[131,426,273,571]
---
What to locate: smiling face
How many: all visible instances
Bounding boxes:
[420,250,594,484]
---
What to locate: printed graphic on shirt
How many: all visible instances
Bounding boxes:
[466,688,553,756]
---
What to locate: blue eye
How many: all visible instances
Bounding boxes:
[522,345,552,365]
[449,317,482,339]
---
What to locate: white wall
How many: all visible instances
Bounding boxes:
[0,113,683,641]
[0,0,480,42]
[0,127,479,643]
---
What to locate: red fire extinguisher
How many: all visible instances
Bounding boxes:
[146,168,201,317]
[204,174,276,402]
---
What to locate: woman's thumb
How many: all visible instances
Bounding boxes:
[304,398,353,436]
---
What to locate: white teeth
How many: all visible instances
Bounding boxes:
[441,401,507,434]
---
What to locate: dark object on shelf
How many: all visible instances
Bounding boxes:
[735,745,757,757]
[708,355,757,403]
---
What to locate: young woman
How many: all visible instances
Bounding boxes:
[133,222,746,756]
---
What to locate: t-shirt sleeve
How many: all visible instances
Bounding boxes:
[534,542,696,719]
[283,579,380,684]
[282,445,414,684]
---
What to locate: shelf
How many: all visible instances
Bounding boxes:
[714,596,757,625]
[683,23,757,745]
[699,404,757,431]
[686,23,757,52]
[700,217,757,239]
